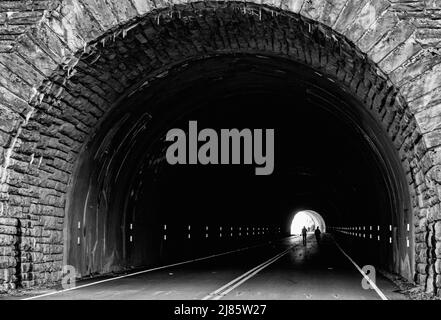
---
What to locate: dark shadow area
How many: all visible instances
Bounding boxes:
[66,54,410,281]
[14,219,22,288]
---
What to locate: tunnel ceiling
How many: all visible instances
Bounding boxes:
[1,0,441,293]
[88,54,402,227]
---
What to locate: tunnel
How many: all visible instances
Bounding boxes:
[65,50,412,281]
[3,1,441,298]
[290,210,326,235]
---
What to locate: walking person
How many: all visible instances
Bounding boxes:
[315,226,321,244]
[302,226,307,246]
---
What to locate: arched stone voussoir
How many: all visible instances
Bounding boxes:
[3,0,436,111]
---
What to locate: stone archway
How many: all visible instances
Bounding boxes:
[0,0,440,294]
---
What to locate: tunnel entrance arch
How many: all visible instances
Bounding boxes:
[2,1,440,293]
[59,7,415,283]
[290,210,326,235]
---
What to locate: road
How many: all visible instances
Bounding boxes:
[19,234,405,300]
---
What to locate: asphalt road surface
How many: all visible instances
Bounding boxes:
[16,234,406,300]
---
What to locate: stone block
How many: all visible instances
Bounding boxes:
[436,221,441,241]
[417,263,427,274]
[369,20,415,63]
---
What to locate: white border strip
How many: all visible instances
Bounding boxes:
[334,240,388,300]
[23,236,296,300]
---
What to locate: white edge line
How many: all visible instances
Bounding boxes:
[334,240,388,301]
[22,236,297,300]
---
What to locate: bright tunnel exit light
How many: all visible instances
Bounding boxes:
[291,211,315,235]
[290,210,326,235]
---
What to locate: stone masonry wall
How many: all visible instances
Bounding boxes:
[0,0,440,295]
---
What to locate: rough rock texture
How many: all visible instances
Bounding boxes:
[0,0,440,296]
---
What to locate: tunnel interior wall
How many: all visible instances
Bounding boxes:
[304,210,326,233]
[63,49,414,283]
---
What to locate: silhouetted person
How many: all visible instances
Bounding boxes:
[315,226,321,244]
[302,226,307,246]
